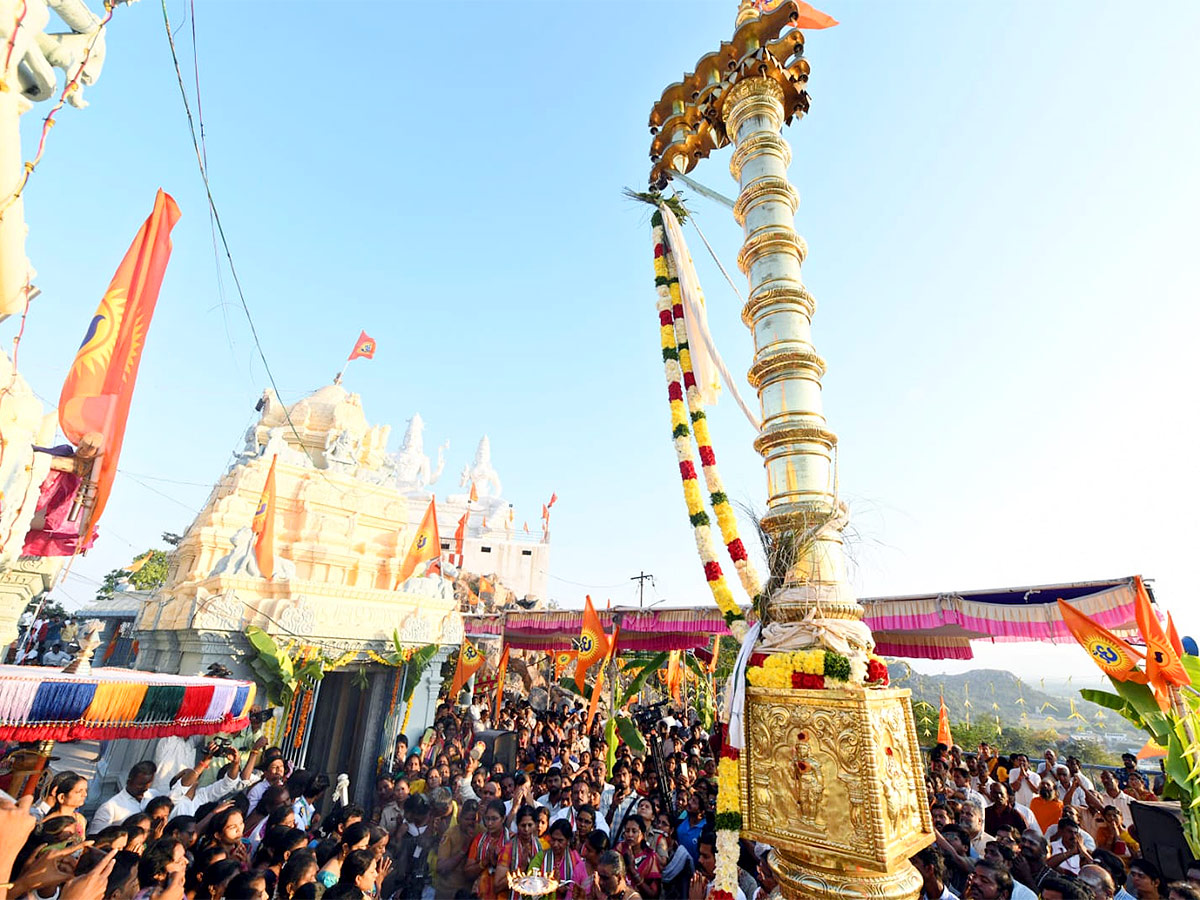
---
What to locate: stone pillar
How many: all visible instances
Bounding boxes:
[722,75,856,624]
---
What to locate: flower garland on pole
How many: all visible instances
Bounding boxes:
[651,204,757,899]
[651,208,753,642]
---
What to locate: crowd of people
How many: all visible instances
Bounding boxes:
[920,742,1198,900]
[2,694,1197,900]
[0,698,778,900]
[8,610,79,665]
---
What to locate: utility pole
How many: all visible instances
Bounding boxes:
[630,571,654,609]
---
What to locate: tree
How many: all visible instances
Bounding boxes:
[94,549,170,602]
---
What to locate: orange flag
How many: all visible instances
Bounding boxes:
[541,504,549,522]
[469,482,478,503]
[251,455,278,579]
[479,576,495,596]
[1058,599,1148,683]
[706,635,721,674]
[449,638,485,699]
[554,649,577,681]
[754,0,838,28]
[666,650,683,703]
[547,492,558,508]
[347,330,376,360]
[574,595,610,691]
[1133,576,1189,691]
[1168,612,1185,657]
[937,694,953,747]
[587,626,618,732]
[493,646,510,718]
[523,521,530,534]
[453,512,468,566]
[59,190,181,544]
[396,498,440,586]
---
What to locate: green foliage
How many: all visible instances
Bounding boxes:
[615,715,646,754]
[400,643,440,703]
[24,597,67,618]
[95,549,170,602]
[244,626,326,727]
[617,653,668,707]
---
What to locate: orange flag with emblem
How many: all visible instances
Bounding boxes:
[251,455,278,579]
[396,498,439,586]
[574,595,610,692]
[1057,599,1148,683]
[554,649,577,681]
[449,638,485,699]
[59,190,181,544]
[1133,576,1189,691]
[347,330,376,360]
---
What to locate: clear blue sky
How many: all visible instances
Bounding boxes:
[12,1,1199,677]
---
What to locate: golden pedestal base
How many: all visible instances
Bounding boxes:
[741,686,933,900]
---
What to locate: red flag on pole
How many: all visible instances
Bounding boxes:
[251,455,278,579]
[59,189,181,544]
[348,330,377,361]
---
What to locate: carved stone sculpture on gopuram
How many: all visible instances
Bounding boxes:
[648,3,933,898]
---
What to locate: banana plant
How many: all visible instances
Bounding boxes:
[559,652,668,771]
[1080,663,1200,855]
[245,626,327,728]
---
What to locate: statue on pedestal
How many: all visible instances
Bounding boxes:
[393,414,446,492]
[459,436,502,502]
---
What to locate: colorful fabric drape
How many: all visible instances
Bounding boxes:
[58,190,181,544]
[0,665,253,742]
[22,469,93,557]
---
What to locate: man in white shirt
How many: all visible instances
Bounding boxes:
[1008,755,1042,807]
[600,761,638,830]
[1037,749,1058,776]
[90,760,158,833]
[1061,757,1094,807]
[1047,818,1091,875]
[550,780,608,834]
[41,643,72,666]
[535,767,569,818]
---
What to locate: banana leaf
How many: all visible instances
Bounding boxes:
[402,644,440,703]
[684,652,707,679]
[557,676,589,699]
[615,714,647,754]
[605,717,617,774]
[616,652,668,707]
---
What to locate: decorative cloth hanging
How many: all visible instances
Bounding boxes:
[0,665,255,742]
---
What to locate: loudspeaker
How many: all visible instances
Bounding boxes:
[474,730,517,772]
[1130,800,1196,880]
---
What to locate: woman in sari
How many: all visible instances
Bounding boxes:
[496,805,548,899]
[466,799,510,900]
[615,814,660,899]
[539,819,581,900]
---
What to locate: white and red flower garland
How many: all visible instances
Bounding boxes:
[651,208,760,641]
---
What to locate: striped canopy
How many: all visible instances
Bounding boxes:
[0,665,255,742]
[466,607,730,653]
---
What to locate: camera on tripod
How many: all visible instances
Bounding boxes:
[631,698,670,732]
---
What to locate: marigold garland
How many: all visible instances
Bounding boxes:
[660,210,765,609]
[651,210,748,640]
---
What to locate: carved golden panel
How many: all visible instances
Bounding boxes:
[741,686,933,873]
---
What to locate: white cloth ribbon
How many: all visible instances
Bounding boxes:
[333,773,350,807]
[722,622,761,751]
[659,204,761,431]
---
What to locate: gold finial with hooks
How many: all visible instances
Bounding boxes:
[735,0,760,28]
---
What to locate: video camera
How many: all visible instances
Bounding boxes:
[631,698,670,731]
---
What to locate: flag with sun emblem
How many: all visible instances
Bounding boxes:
[58,190,181,543]
[573,595,610,691]
[251,455,278,579]
[554,649,577,682]
[395,498,440,586]
[449,637,485,699]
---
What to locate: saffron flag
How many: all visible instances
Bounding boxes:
[937,694,953,747]
[348,330,377,361]
[479,576,495,596]
[396,498,439,586]
[587,626,619,732]
[573,595,610,692]
[493,645,510,718]
[754,0,838,28]
[523,521,530,534]
[1133,576,1189,691]
[1057,599,1148,684]
[59,189,181,544]
[547,492,558,508]
[541,504,549,522]
[554,649,577,682]
[1168,612,1185,658]
[448,638,484,699]
[666,650,683,703]
[469,482,478,503]
[252,455,278,579]
[453,512,468,567]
